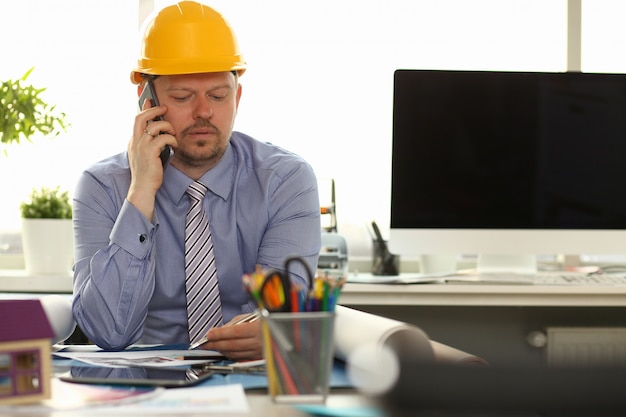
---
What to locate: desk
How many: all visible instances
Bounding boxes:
[3,389,375,417]
[339,281,626,307]
[3,270,626,368]
[0,350,379,417]
[338,281,626,367]
[4,269,626,306]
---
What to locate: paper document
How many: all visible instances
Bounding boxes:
[94,384,249,414]
[0,380,248,414]
[0,378,161,413]
[54,349,223,368]
[346,272,446,284]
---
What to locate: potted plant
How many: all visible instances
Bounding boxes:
[20,187,73,276]
[0,67,69,155]
[1,68,71,274]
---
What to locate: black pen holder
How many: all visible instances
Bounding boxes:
[371,240,400,275]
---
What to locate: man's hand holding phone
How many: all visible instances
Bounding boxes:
[138,82,174,168]
[128,83,177,221]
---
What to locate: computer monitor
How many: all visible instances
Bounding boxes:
[389,69,626,273]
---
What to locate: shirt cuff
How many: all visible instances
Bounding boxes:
[110,199,157,259]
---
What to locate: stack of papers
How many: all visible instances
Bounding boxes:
[54,348,224,368]
[346,272,447,284]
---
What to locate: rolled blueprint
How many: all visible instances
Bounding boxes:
[334,305,487,366]
[40,295,76,344]
[430,339,489,366]
[333,305,487,395]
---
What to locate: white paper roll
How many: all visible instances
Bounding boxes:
[334,305,435,395]
[39,295,76,344]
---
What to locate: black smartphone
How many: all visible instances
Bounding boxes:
[138,82,173,168]
[60,365,215,388]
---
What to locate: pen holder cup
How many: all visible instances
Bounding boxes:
[372,240,400,275]
[260,309,336,404]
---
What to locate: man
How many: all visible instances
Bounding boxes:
[71,1,321,360]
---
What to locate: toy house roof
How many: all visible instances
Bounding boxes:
[0,299,55,342]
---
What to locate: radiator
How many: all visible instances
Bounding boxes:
[547,327,626,366]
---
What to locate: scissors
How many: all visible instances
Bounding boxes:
[259,256,314,312]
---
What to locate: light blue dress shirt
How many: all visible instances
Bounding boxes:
[72,132,321,350]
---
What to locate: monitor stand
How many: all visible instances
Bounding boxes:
[476,254,537,274]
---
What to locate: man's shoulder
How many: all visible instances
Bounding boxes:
[230,131,309,169]
[82,152,131,189]
[85,152,130,175]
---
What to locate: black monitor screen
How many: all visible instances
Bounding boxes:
[391,69,626,230]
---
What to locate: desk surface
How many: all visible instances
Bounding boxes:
[0,354,377,417]
[2,390,374,417]
[189,393,377,417]
[339,281,626,307]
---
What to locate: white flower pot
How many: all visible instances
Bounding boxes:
[21,218,73,276]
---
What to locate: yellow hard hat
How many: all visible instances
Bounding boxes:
[130,1,246,84]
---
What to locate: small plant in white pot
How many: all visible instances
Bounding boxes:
[20,187,73,276]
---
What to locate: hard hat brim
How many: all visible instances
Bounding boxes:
[130,66,246,84]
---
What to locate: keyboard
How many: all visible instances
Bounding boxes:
[533,273,626,286]
[445,272,626,286]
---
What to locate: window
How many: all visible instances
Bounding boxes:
[0,353,10,395]
[0,0,138,239]
[0,350,41,396]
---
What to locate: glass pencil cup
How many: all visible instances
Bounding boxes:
[260,309,336,404]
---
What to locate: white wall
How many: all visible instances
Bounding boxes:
[154,0,566,257]
[1,0,625,260]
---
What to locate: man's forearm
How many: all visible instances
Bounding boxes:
[72,246,156,350]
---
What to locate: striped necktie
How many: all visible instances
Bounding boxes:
[185,181,223,344]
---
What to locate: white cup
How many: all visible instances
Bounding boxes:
[420,254,457,275]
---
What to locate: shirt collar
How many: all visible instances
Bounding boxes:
[163,143,235,205]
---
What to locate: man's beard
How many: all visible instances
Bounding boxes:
[176,119,227,167]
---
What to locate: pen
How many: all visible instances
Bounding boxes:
[290,286,300,313]
[179,355,227,361]
[189,311,259,350]
[197,364,266,375]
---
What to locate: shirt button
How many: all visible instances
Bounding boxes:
[139,234,148,243]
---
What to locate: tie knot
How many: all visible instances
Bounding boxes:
[187,181,208,201]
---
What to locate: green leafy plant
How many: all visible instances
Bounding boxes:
[0,67,69,154]
[20,186,72,219]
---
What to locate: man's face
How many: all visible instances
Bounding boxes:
[153,71,241,171]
